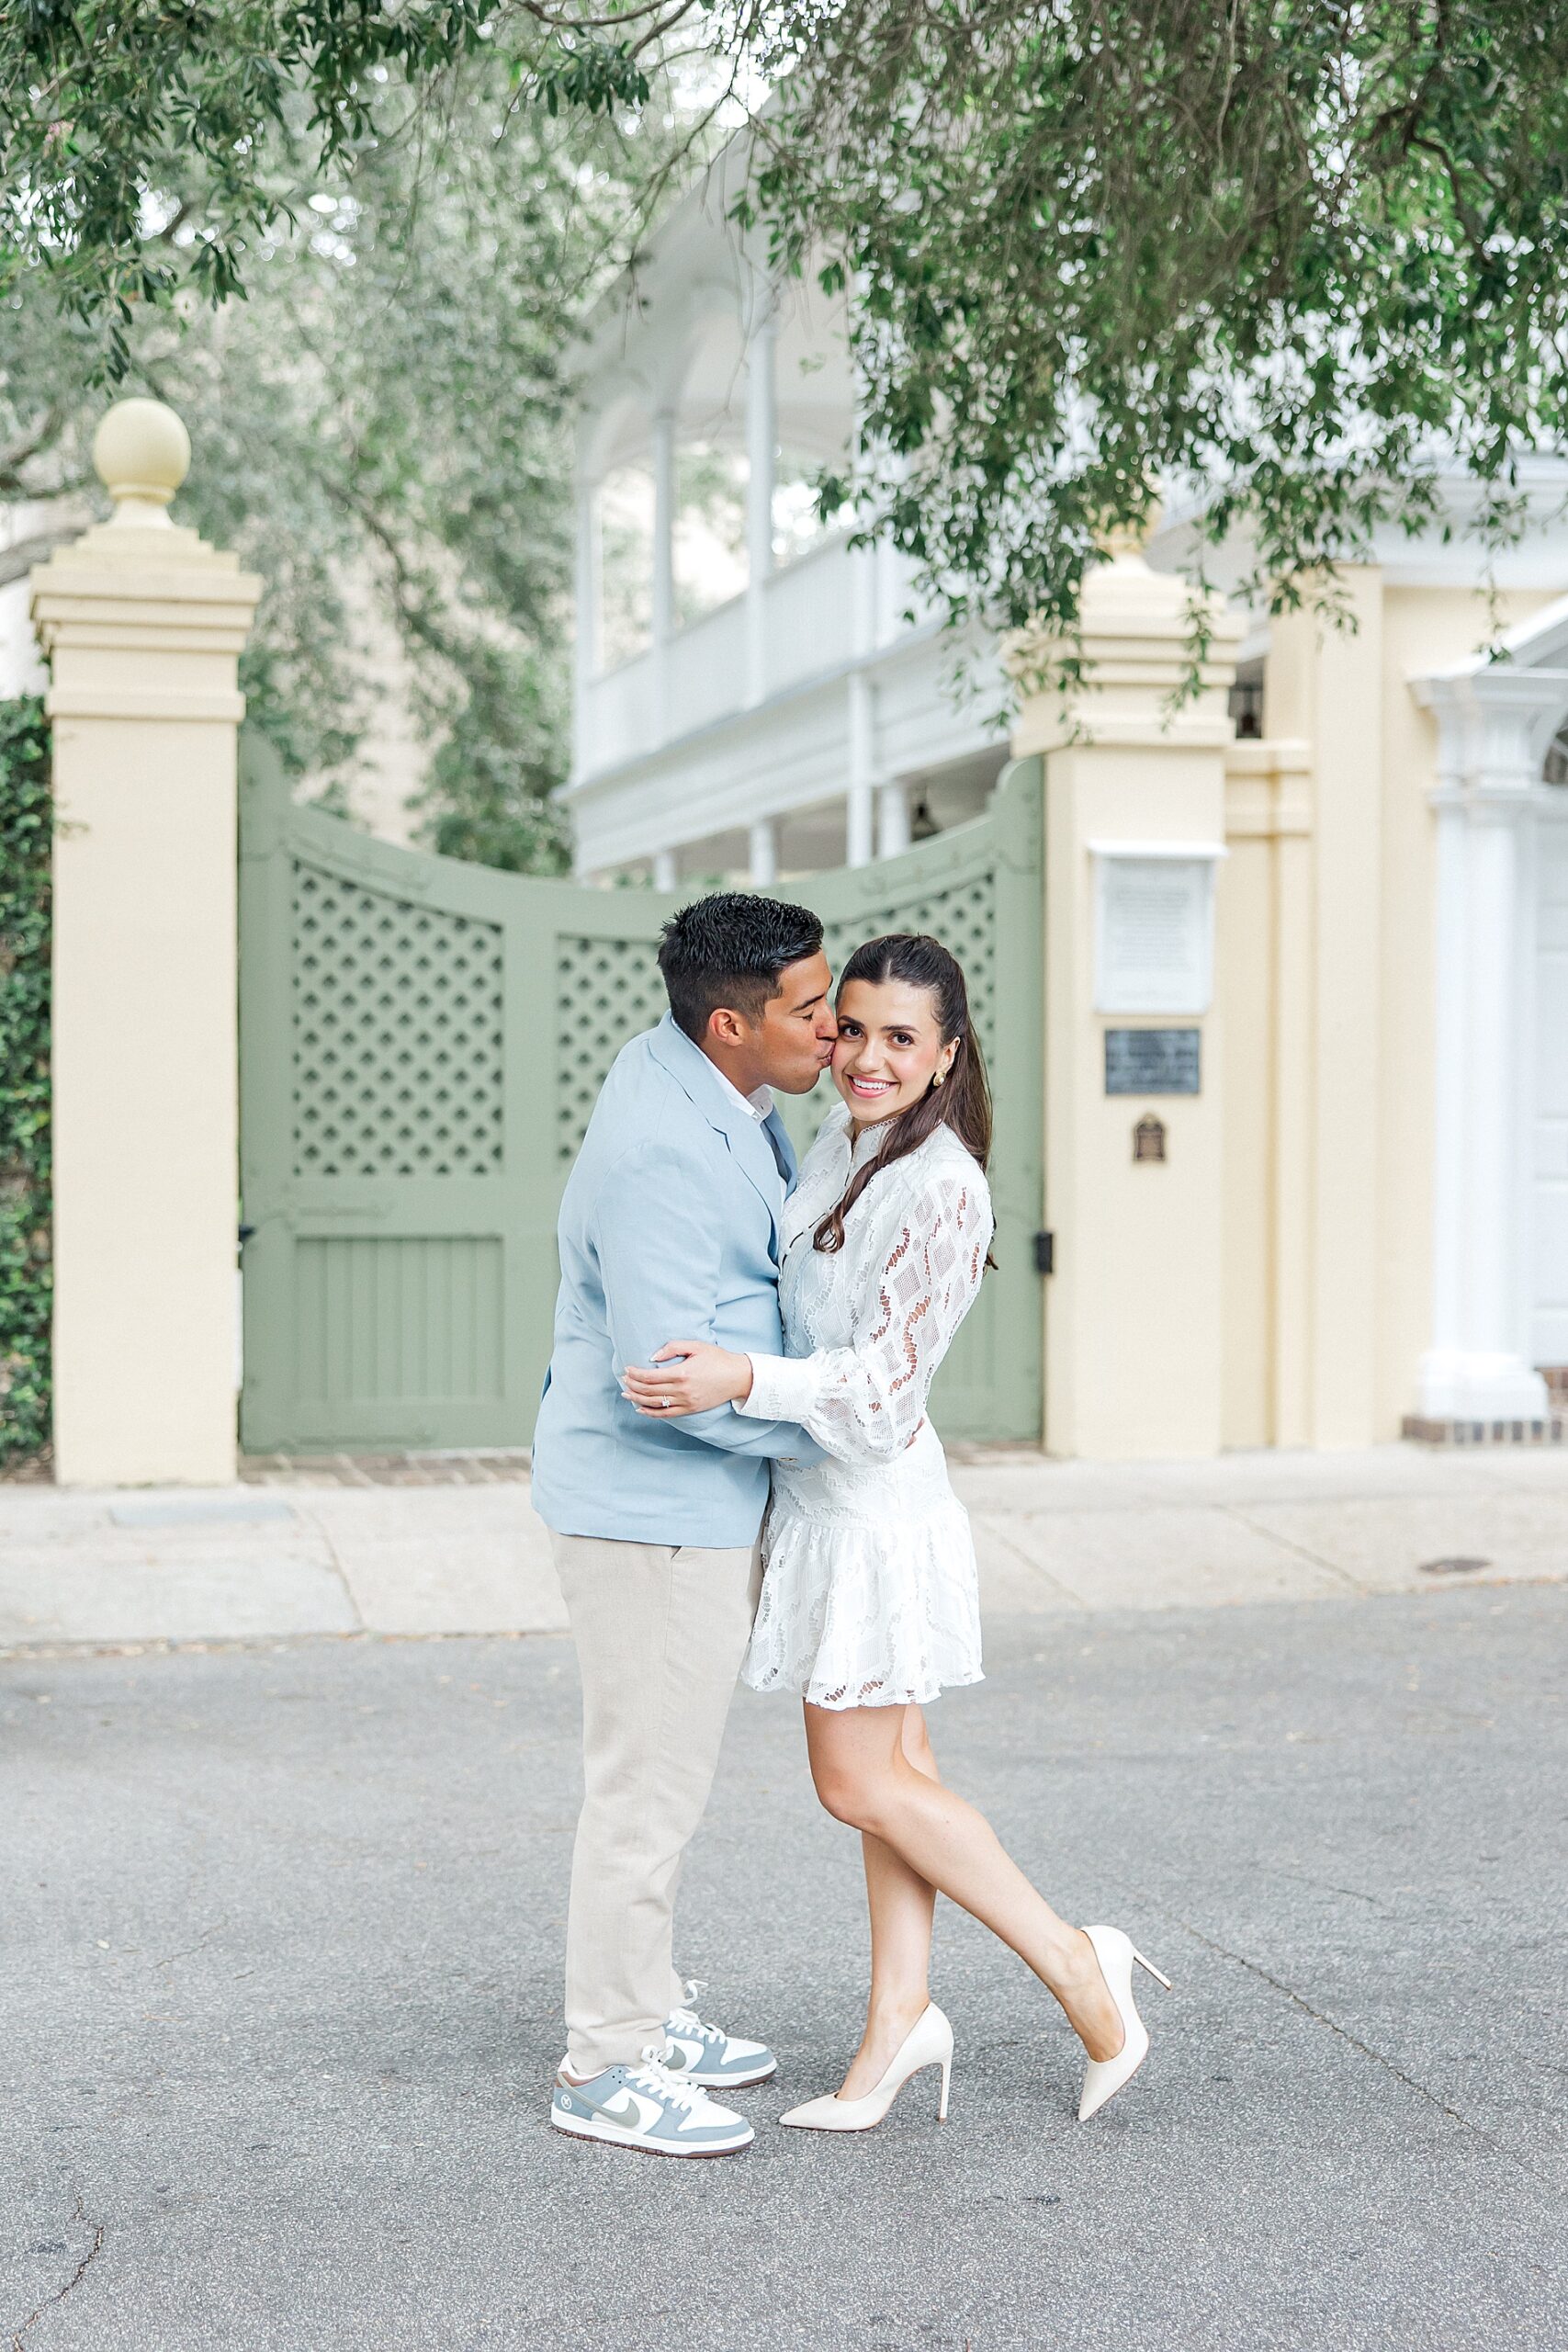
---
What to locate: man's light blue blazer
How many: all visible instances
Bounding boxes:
[531,1011,824,1547]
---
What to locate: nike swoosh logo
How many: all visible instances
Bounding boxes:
[600,2093,659,2129]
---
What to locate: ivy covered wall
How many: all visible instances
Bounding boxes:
[0,697,51,1470]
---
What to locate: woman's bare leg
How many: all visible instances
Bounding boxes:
[839,1706,941,2098]
[805,1700,1125,2063]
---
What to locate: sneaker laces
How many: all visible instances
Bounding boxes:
[668,1980,725,2046]
[666,2005,726,2047]
[630,2050,711,2113]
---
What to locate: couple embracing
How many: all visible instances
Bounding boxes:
[531,894,1167,2155]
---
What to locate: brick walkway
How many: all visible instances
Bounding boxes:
[237,1450,535,1487]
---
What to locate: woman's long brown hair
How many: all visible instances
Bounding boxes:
[813,933,994,1259]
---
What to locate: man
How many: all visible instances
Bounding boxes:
[531,892,837,2156]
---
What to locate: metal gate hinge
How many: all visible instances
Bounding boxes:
[1033,1230,1055,1276]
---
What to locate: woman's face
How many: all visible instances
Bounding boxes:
[831,977,956,1125]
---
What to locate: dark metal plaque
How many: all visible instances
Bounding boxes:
[1104,1026,1201,1096]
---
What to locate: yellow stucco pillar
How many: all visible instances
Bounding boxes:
[1264,571,1388,1447]
[1010,536,1242,1457]
[30,401,263,1485]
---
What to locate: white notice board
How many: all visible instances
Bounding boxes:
[1090,842,1227,1015]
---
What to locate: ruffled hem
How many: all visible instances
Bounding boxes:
[750,1663,986,1711]
[740,1489,984,1710]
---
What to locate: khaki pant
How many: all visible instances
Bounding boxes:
[549,1529,762,2076]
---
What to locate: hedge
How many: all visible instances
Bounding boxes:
[0,696,51,1470]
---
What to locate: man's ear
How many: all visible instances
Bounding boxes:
[707,1006,750,1051]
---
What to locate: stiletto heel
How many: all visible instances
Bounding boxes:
[1076,1925,1169,2123]
[779,2004,954,2133]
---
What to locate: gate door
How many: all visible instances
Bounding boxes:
[240,737,1042,1451]
[781,757,1043,1442]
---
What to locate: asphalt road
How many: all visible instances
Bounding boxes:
[5,1586,1566,2351]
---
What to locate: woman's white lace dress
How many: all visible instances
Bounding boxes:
[736,1101,994,1709]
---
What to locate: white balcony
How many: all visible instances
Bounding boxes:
[760,536,857,699]
[577,534,884,788]
[568,523,1005,881]
[565,209,1005,882]
[585,646,657,776]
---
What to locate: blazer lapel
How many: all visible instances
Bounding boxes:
[648,1015,786,1238]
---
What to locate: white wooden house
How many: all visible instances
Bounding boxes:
[565,149,1568,1444]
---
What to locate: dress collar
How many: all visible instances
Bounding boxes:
[824,1100,897,1174]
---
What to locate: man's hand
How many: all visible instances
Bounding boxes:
[623,1340,753,1419]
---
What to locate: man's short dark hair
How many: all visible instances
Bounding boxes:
[657,891,825,1044]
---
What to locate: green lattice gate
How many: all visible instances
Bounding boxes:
[238,735,1043,1453]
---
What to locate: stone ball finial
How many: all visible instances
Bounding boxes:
[1100,498,1165,562]
[93,399,191,523]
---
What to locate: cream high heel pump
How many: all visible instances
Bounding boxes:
[1076,1924,1172,2122]
[778,2003,953,2132]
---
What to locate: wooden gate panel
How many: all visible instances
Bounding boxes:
[240,736,1043,1452]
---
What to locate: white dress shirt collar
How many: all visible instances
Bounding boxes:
[707,1060,774,1124]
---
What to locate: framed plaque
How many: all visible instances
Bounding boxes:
[1105,1027,1201,1095]
[1090,841,1226,1015]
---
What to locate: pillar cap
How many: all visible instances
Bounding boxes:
[93,399,191,526]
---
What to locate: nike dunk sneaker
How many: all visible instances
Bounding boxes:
[550,2052,753,2157]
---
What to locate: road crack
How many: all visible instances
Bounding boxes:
[10,2195,105,2350]
[1172,1915,1506,2145]
[1215,1503,1366,1595]
[1267,1865,1394,1916]
[154,1918,227,1971]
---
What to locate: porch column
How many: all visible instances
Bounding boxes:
[844,342,881,868]
[876,779,911,858]
[744,316,776,707]
[651,407,677,739]
[1008,523,1243,1458]
[748,818,778,888]
[1411,668,1559,1420]
[652,847,678,891]
[29,399,262,1484]
[571,465,601,780]
[846,670,876,867]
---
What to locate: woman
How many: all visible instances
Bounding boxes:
[623,933,1168,2131]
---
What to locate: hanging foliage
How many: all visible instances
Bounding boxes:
[739,0,1568,639]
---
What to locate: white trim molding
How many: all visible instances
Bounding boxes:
[1411,657,1568,1420]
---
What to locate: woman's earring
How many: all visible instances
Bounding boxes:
[932,1069,945,1089]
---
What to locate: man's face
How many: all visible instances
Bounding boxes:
[748,951,837,1094]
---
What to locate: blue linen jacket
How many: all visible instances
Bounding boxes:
[531,1012,824,1546]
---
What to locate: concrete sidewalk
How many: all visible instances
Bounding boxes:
[1,1442,1563,1651]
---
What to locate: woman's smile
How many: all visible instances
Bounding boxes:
[831,975,957,1127]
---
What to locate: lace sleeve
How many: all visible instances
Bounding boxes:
[736,1157,993,1464]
